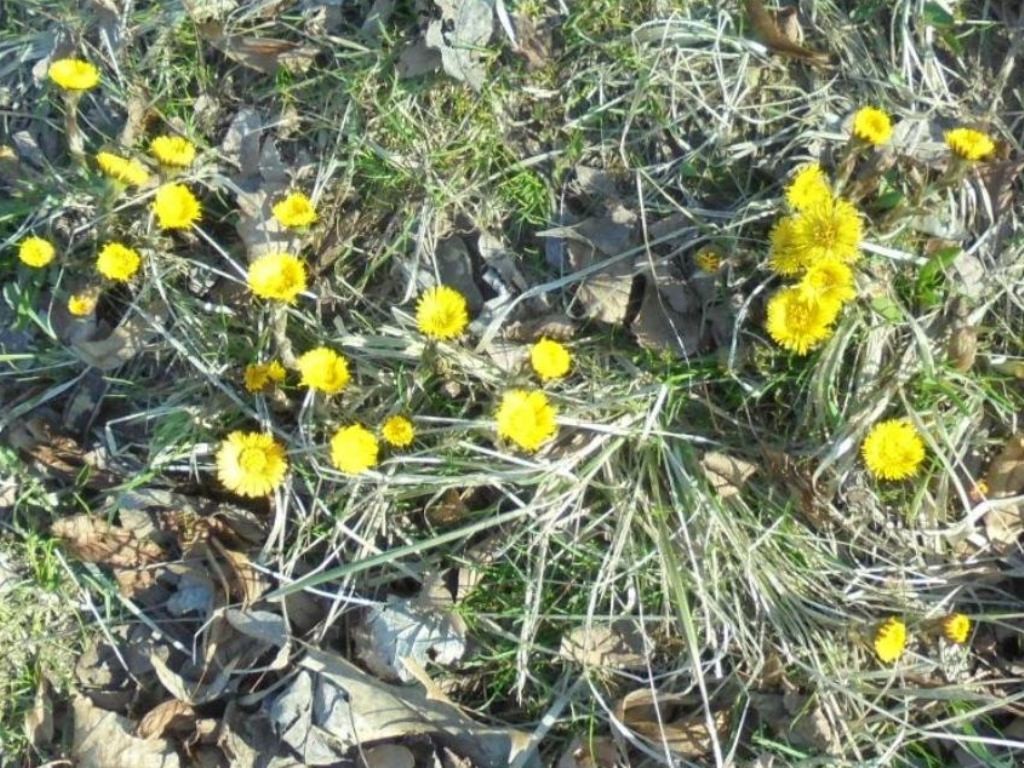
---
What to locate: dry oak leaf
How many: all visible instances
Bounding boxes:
[983,434,1024,550]
[52,514,165,569]
[72,696,181,768]
[615,689,729,758]
[137,700,196,740]
[701,452,758,499]
[559,620,649,669]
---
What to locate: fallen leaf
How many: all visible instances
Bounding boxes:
[559,620,649,669]
[196,21,319,74]
[72,696,182,768]
[364,744,416,768]
[947,324,977,372]
[352,595,467,683]
[502,313,577,342]
[24,677,53,749]
[70,303,165,371]
[750,692,837,753]
[52,514,165,570]
[555,737,621,768]
[615,689,729,759]
[745,0,829,64]
[398,39,443,79]
[983,434,1024,551]
[434,236,484,312]
[137,700,196,740]
[292,648,534,767]
[150,653,235,706]
[425,0,495,91]
[701,452,758,499]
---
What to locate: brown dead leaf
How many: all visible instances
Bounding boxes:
[947,325,978,372]
[701,452,758,499]
[616,689,729,758]
[6,416,119,489]
[983,435,1024,550]
[72,696,182,768]
[631,282,702,358]
[71,302,165,371]
[559,621,648,669]
[745,0,829,65]
[556,737,621,768]
[196,21,319,74]
[52,515,165,570]
[502,313,576,342]
[363,744,416,768]
[216,543,269,605]
[137,700,196,740]
[24,677,53,749]
[750,692,837,753]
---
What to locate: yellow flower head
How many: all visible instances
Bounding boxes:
[330,425,379,474]
[149,135,197,167]
[852,106,893,146]
[272,192,317,228]
[247,253,307,302]
[942,613,971,644]
[798,258,856,307]
[297,347,350,395]
[380,415,415,448]
[243,361,286,393]
[96,151,151,187]
[216,431,288,497]
[530,338,572,381]
[767,216,810,276]
[945,127,995,162]
[48,58,100,91]
[96,242,141,282]
[792,197,863,264]
[785,163,831,212]
[694,247,723,273]
[153,183,201,229]
[765,287,838,355]
[874,617,907,663]
[68,291,98,317]
[861,418,926,481]
[496,389,558,452]
[18,236,55,268]
[416,285,469,340]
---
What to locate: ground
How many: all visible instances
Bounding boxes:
[1,0,1024,766]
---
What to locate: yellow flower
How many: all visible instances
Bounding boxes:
[67,291,98,317]
[874,617,907,663]
[216,431,288,497]
[153,183,201,229]
[767,216,809,276]
[416,285,469,340]
[852,106,893,146]
[96,151,150,187]
[380,415,415,448]
[17,236,55,268]
[243,361,286,393]
[48,58,100,91]
[942,613,971,644]
[272,192,317,228]
[330,425,379,474]
[694,247,722,273]
[530,338,572,381]
[96,242,141,281]
[861,418,926,481]
[247,253,307,302]
[764,287,838,355]
[149,135,196,167]
[297,347,350,395]
[797,258,856,306]
[496,389,558,452]
[791,197,863,264]
[945,127,995,161]
[785,163,831,212]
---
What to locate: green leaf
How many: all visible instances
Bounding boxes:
[922,2,955,27]
[915,246,960,309]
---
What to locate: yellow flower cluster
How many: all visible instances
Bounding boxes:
[247,253,307,302]
[852,106,893,146]
[97,242,142,282]
[18,236,56,268]
[68,291,98,317]
[765,164,862,355]
[216,431,288,498]
[416,285,469,340]
[48,58,100,91]
[153,183,202,229]
[273,192,317,228]
[944,127,995,162]
[243,361,286,393]
[149,135,196,167]
[97,151,151,187]
[861,418,925,481]
[871,612,973,665]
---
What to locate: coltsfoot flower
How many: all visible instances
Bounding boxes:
[942,613,971,644]
[48,58,100,91]
[874,617,907,663]
[96,151,150,186]
[694,247,723,273]
[153,183,201,229]
[243,361,286,393]
[416,285,469,340]
[945,127,995,161]
[530,338,572,381]
[18,236,55,268]
[272,192,317,228]
[96,242,141,281]
[216,431,288,497]
[798,258,856,307]
[785,163,831,211]
[330,425,379,474]
[791,197,863,264]
[764,287,838,355]
[149,135,196,167]
[767,216,809,276]
[496,389,558,452]
[247,253,307,302]
[852,106,893,146]
[68,291,98,317]
[861,418,926,481]
[380,415,415,448]
[297,347,350,395]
